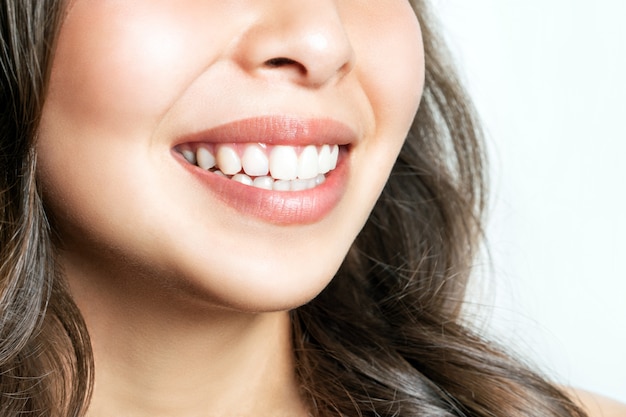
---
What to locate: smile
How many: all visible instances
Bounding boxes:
[175,142,340,191]
[172,116,356,224]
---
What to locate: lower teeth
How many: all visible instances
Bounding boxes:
[213,170,325,191]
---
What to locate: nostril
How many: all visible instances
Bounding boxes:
[264,57,299,68]
[263,57,308,79]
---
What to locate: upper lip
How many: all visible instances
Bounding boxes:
[173,116,358,147]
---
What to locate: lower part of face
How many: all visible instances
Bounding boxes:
[37,0,425,312]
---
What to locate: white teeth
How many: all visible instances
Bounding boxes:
[291,179,309,191]
[318,145,331,174]
[232,173,253,186]
[297,145,319,179]
[216,145,242,175]
[253,176,274,190]
[269,146,298,181]
[182,148,196,165]
[273,180,291,191]
[242,144,269,177]
[196,145,215,170]
[252,176,321,191]
[329,144,339,170]
[184,143,341,191]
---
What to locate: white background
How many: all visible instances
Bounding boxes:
[435,0,626,402]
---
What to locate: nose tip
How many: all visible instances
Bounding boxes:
[233,3,355,88]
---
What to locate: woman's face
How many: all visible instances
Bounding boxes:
[37,0,425,311]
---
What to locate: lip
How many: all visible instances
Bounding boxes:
[172,116,356,224]
[173,116,358,147]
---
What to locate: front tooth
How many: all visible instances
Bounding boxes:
[297,145,319,179]
[232,173,253,186]
[241,144,269,177]
[269,146,298,180]
[291,179,309,191]
[318,145,331,174]
[305,177,317,189]
[196,145,215,170]
[329,145,339,169]
[253,176,274,190]
[242,144,269,177]
[273,180,291,191]
[216,145,241,175]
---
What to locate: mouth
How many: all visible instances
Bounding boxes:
[172,116,356,224]
[174,142,340,191]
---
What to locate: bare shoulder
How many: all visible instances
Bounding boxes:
[566,388,626,417]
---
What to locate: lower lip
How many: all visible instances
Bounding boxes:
[173,151,349,225]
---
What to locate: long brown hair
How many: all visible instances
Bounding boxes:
[0,1,586,416]
[0,1,92,416]
[291,1,588,416]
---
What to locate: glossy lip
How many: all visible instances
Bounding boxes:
[173,116,358,147]
[172,116,357,225]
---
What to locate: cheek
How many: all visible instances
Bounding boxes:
[347,3,425,219]
[352,3,425,139]
[48,1,237,134]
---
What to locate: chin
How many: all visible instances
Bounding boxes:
[163,244,351,314]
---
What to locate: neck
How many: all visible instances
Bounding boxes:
[62,253,308,417]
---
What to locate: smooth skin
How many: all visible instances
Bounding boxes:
[35,0,626,416]
[37,0,423,416]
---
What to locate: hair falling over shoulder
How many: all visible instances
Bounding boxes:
[291,1,589,416]
[0,1,93,416]
[0,1,587,416]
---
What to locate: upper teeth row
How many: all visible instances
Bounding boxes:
[179,143,339,181]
